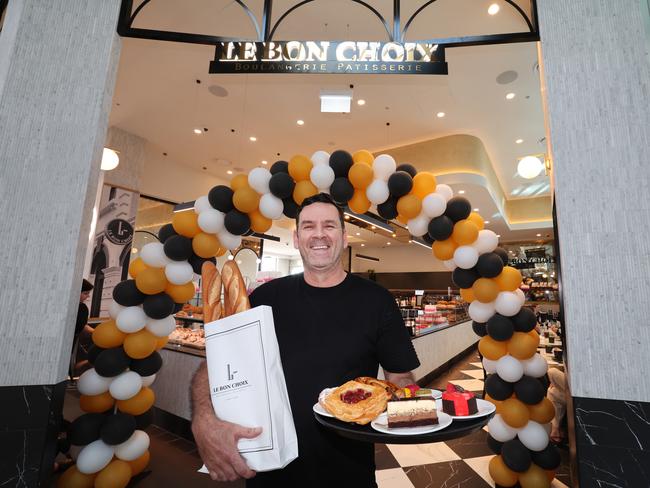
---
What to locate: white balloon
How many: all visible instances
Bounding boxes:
[218,230,242,251]
[197,208,225,234]
[495,291,523,317]
[483,357,498,374]
[310,164,335,190]
[76,439,114,474]
[311,150,330,166]
[259,193,284,220]
[146,315,176,337]
[77,368,112,396]
[523,354,549,378]
[496,355,525,383]
[141,374,157,388]
[116,306,147,333]
[114,430,150,462]
[193,195,212,214]
[248,167,272,194]
[366,179,390,205]
[407,214,429,237]
[422,193,447,218]
[488,414,518,442]
[140,242,170,268]
[474,230,499,254]
[443,259,457,271]
[109,371,143,401]
[435,184,453,201]
[518,421,549,451]
[372,154,396,181]
[164,261,194,285]
[109,300,125,319]
[454,245,479,269]
[468,300,496,323]
[514,288,526,305]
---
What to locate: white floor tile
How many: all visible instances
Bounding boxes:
[376,467,415,488]
[464,455,495,487]
[446,379,484,392]
[461,369,485,380]
[470,362,484,369]
[386,442,460,467]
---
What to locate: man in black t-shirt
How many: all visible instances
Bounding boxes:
[191,193,420,486]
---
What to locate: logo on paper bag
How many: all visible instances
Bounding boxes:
[213,363,250,394]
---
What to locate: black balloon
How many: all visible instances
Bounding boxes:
[422,233,434,245]
[428,215,454,241]
[283,198,299,218]
[270,160,289,175]
[112,280,146,307]
[396,163,417,178]
[157,223,177,243]
[501,439,532,473]
[143,293,175,320]
[163,235,193,261]
[476,252,505,278]
[472,321,487,337]
[208,185,234,213]
[377,197,398,220]
[69,413,106,446]
[134,409,154,430]
[87,345,104,365]
[129,351,162,377]
[513,307,537,332]
[487,314,515,341]
[269,172,295,199]
[531,443,562,470]
[188,254,216,275]
[173,302,184,313]
[224,209,251,235]
[514,376,545,405]
[100,413,136,445]
[387,171,413,198]
[485,373,514,401]
[329,177,354,205]
[444,196,472,222]
[94,347,130,377]
[487,434,503,454]
[494,247,509,266]
[329,150,354,178]
[452,267,479,289]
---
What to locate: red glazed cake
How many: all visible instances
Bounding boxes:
[441,383,478,416]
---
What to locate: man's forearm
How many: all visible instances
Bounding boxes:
[191,361,214,419]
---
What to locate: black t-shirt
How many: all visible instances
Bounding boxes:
[74,303,89,339]
[246,273,420,488]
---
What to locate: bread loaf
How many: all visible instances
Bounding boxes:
[201,261,222,322]
[222,260,250,316]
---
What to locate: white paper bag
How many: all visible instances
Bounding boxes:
[199,305,298,473]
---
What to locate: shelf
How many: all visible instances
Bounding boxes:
[174,315,204,323]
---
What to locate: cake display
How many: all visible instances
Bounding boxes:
[441,383,478,416]
[387,397,439,428]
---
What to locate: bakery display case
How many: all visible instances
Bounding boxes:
[393,291,469,338]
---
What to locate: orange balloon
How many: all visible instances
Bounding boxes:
[484,394,503,413]
[172,211,201,238]
[488,455,518,487]
[155,335,169,350]
[135,267,168,295]
[545,470,556,482]
[127,450,151,476]
[396,194,422,220]
[452,219,479,245]
[519,463,551,488]
[500,398,531,428]
[293,180,318,205]
[396,213,409,225]
[528,329,540,342]
[528,397,555,424]
[288,154,312,181]
[128,258,148,279]
[495,266,523,292]
[411,172,437,199]
[508,331,539,360]
[479,336,508,360]
[472,278,500,303]
[348,189,371,214]
[348,163,374,189]
[80,392,115,413]
[92,320,127,348]
[249,210,272,233]
[230,173,249,191]
[215,246,228,257]
[467,212,485,230]
[117,387,155,416]
[352,149,374,166]
[165,282,196,303]
[432,238,457,260]
[233,186,260,213]
[94,460,132,488]
[192,232,221,258]
[124,329,158,359]
[56,465,96,488]
[460,287,475,303]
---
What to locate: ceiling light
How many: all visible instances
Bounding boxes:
[506,92,516,100]
[131,247,138,254]
[101,148,119,171]
[320,90,352,113]
[371,225,376,230]
[261,160,268,165]
[473,208,479,212]
[357,99,366,106]
[410,238,431,250]
[516,139,524,144]
[193,128,203,134]
[488,3,500,15]
[344,210,394,233]
[458,190,465,194]
[536,233,542,237]
[227,170,233,175]
[356,232,360,236]
[517,155,544,179]
[484,220,490,224]
[296,120,304,126]
[249,136,257,142]
[436,112,446,118]
[387,242,391,245]
[496,234,501,238]
[392,233,396,237]
[344,215,350,220]
[361,243,365,247]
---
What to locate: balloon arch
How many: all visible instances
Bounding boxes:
[59,149,560,488]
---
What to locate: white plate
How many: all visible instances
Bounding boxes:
[423,389,443,400]
[436,398,496,420]
[371,411,453,435]
[312,402,334,418]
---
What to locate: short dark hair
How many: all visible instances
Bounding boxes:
[296,193,345,229]
[81,279,93,292]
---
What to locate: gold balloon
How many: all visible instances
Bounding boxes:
[545,470,556,482]
[396,194,422,220]
[528,397,555,424]
[94,460,132,488]
[348,163,374,189]
[432,238,457,261]
[192,232,221,258]
[348,189,371,214]
[495,266,523,292]
[117,387,155,416]
[519,463,551,488]
[508,331,539,360]
[467,212,485,230]
[396,213,409,225]
[472,278,500,303]
[460,287,475,303]
[128,258,148,279]
[452,219,479,245]
[124,329,158,359]
[479,336,508,360]
[135,267,168,295]
[165,282,196,303]
[92,320,127,348]
[352,149,374,166]
[488,455,519,487]
[500,398,531,428]
[172,211,201,238]
[233,186,260,213]
[411,172,437,199]
[289,154,313,181]
[484,393,503,414]
[56,465,96,488]
[155,335,169,350]
[127,450,151,476]
[230,173,249,191]
[249,210,272,233]
[293,180,318,205]
[79,392,115,413]
[215,246,228,257]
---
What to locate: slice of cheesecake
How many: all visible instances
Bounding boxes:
[386,397,438,428]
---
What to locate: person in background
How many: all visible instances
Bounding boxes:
[72,279,95,376]
[547,367,568,444]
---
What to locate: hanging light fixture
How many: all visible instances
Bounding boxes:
[101,148,120,171]
[517,155,544,179]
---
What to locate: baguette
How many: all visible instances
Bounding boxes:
[201,261,223,322]
[222,260,250,316]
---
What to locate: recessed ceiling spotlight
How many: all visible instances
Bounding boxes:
[497,234,501,238]
[357,99,366,106]
[536,233,542,237]
[516,139,524,144]
[458,190,465,194]
[356,232,360,236]
[387,242,391,245]
[193,129,202,134]
[518,155,544,179]
[297,120,304,126]
[392,233,396,237]
[436,112,446,118]
[249,136,257,142]
[484,220,490,224]
[344,215,350,220]
[261,160,268,165]
[488,3,500,15]
[227,170,233,175]
[473,208,479,211]
[361,243,365,247]
[506,92,516,100]
[371,225,376,230]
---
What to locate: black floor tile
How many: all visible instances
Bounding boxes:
[404,460,491,488]
[375,443,400,470]
[445,428,494,459]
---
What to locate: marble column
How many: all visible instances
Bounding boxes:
[0,1,121,485]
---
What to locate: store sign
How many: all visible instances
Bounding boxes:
[209,41,447,75]
[508,256,556,269]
